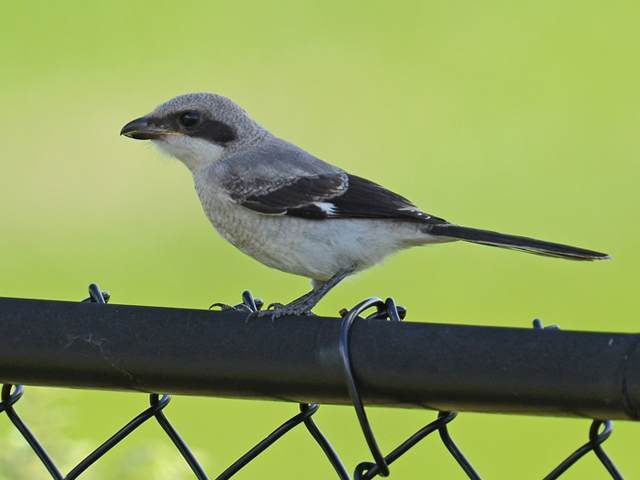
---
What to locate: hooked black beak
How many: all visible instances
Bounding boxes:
[120,116,170,140]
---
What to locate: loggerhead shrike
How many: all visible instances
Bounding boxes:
[121,93,610,317]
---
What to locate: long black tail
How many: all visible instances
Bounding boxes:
[428,224,611,261]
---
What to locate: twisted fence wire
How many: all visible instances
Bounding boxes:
[0,283,628,479]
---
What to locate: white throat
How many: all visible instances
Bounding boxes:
[152,135,225,173]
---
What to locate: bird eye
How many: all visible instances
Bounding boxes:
[179,112,199,127]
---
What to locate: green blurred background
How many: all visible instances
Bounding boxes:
[0,1,638,478]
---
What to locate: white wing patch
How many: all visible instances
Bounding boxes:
[314,202,339,216]
[398,206,430,218]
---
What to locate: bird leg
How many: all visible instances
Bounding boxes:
[258,267,354,319]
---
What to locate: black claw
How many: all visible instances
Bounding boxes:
[210,302,253,313]
[255,303,284,320]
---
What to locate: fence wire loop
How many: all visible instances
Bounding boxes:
[81,283,110,304]
[339,297,481,479]
[340,297,393,476]
[0,384,23,412]
[532,318,561,331]
[210,289,264,313]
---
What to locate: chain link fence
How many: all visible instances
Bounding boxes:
[0,284,636,479]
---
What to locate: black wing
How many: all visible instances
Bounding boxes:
[234,173,348,219]
[231,172,446,223]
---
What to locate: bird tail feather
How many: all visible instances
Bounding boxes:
[428,224,611,261]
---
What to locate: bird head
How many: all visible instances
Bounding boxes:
[121,93,264,172]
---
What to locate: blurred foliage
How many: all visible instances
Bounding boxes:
[0,1,638,478]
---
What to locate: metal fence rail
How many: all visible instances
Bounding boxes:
[0,284,637,479]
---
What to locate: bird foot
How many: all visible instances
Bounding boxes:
[254,302,317,320]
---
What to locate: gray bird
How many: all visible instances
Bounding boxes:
[121,93,610,317]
